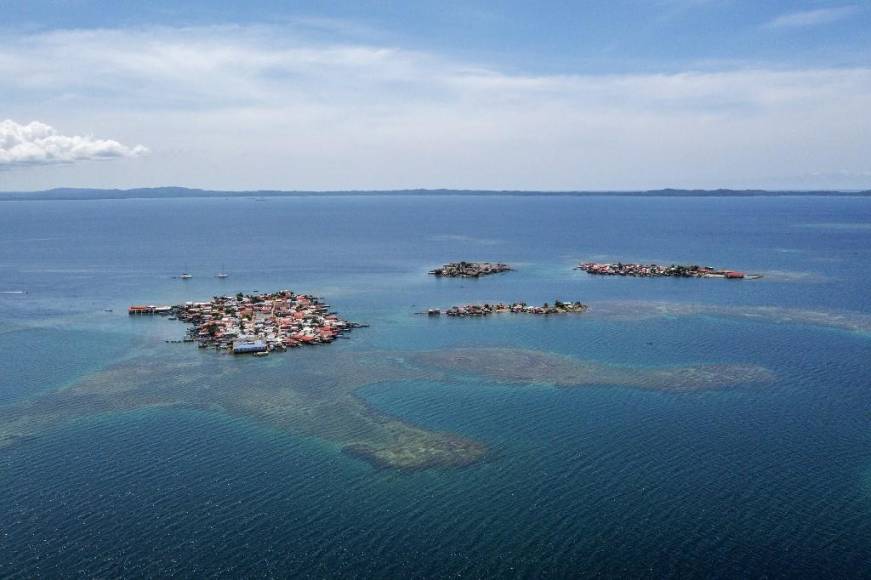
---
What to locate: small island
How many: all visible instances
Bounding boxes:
[577,262,761,279]
[427,300,588,317]
[429,261,512,277]
[130,290,362,354]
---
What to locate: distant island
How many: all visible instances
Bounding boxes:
[429,261,512,278]
[577,262,762,279]
[427,301,588,317]
[1,186,870,201]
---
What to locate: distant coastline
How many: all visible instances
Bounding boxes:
[1,186,870,202]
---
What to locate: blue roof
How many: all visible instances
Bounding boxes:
[233,340,267,353]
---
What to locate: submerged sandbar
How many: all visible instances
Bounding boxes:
[0,346,773,471]
[414,348,774,392]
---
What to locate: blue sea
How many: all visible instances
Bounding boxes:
[0,195,869,577]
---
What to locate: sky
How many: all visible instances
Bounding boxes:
[1,0,870,191]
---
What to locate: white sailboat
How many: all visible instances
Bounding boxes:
[215,263,229,279]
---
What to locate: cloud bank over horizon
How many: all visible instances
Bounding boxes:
[1,22,869,190]
[0,120,147,168]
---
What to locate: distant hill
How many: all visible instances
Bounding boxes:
[0,186,869,201]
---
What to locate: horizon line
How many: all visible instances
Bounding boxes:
[1,185,871,202]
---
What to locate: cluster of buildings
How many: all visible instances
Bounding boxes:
[127,257,758,356]
[428,300,588,317]
[577,262,749,279]
[132,290,359,354]
[429,261,512,278]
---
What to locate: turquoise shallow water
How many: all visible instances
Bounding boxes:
[0,195,870,577]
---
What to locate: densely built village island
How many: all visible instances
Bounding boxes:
[129,290,363,354]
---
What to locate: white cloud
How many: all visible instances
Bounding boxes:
[0,120,147,167]
[767,5,859,29]
[0,25,869,189]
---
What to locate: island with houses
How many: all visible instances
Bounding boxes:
[426,300,588,317]
[129,290,364,355]
[428,261,512,278]
[576,262,761,279]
